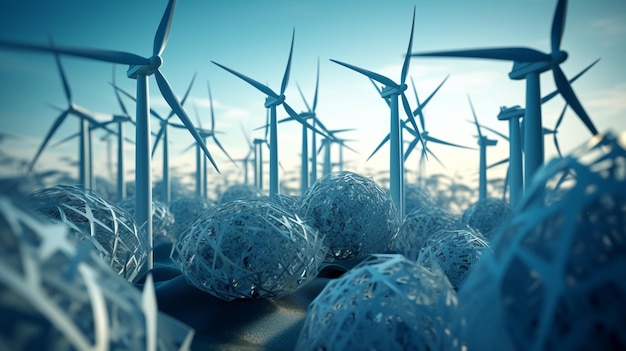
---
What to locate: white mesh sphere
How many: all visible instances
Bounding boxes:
[168,196,214,240]
[417,229,490,290]
[393,206,460,261]
[262,193,301,214]
[171,199,327,301]
[0,195,194,350]
[218,184,264,204]
[296,254,457,351]
[455,132,626,351]
[117,197,175,244]
[299,171,400,261]
[461,198,512,240]
[26,185,147,282]
[405,183,436,215]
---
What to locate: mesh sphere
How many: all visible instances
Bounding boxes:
[117,197,175,244]
[0,196,194,350]
[218,184,264,204]
[393,206,460,261]
[417,229,490,290]
[26,185,147,282]
[455,132,626,351]
[171,199,327,301]
[168,196,214,240]
[404,183,436,215]
[296,254,457,351]
[461,198,512,240]
[299,171,400,261]
[262,193,301,214]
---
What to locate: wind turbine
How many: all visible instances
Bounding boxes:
[410,0,598,187]
[237,124,255,186]
[0,0,221,270]
[468,95,498,201]
[330,6,422,218]
[212,29,325,196]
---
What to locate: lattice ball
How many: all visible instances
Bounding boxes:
[171,199,327,301]
[26,185,147,282]
[461,198,512,240]
[404,183,435,215]
[296,254,457,350]
[262,193,301,214]
[168,196,214,240]
[417,229,490,290]
[0,195,194,350]
[117,197,175,244]
[392,205,461,261]
[299,171,400,261]
[455,132,626,350]
[218,184,264,204]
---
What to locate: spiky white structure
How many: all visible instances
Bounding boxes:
[392,205,460,261]
[171,199,327,301]
[417,229,490,290]
[218,184,264,204]
[296,254,457,350]
[168,196,214,240]
[27,185,147,282]
[299,171,400,261]
[0,195,194,350]
[461,198,512,240]
[118,197,175,244]
[455,132,626,350]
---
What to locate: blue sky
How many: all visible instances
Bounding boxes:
[0,0,624,194]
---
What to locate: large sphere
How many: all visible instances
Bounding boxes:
[455,132,626,350]
[296,254,457,350]
[417,229,490,290]
[299,171,400,261]
[0,195,194,350]
[26,185,147,282]
[461,198,512,240]
[117,197,175,244]
[171,199,327,301]
[168,196,214,239]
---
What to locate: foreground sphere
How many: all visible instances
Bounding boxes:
[461,198,512,240]
[171,199,327,301]
[299,171,400,260]
[27,185,147,282]
[296,254,457,350]
[455,132,626,350]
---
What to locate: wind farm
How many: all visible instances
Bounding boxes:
[0,0,625,350]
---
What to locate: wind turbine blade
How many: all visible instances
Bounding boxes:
[409,76,425,131]
[51,48,72,104]
[370,78,391,108]
[552,65,598,135]
[403,137,420,162]
[477,124,509,141]
[330,59,396,88]
[554,133,562,158]
[541,58,600,104]
[29,110,69,171]
[411,47,551,62]
[206,81,217,132]
[400,6,416,85]
[283,102,330,139]
[551,0,567,54]
[181,142,195,154]
[264,108,270,141]
[328,128,356,134]
[555,103,567,130]
[240,122,252,148]
[111,82,163,120]
[192,103,203,129]
[212,135,238,166]
[297,83,312,113]
[112,68,130,117]
[467,95,482,138]
[426,135,475,150]
[51,131,79,148]
[413,74,449,121]
[487,157,509,169]
[425,145,445,168]
[212,61,278,98]
[153,0,176,57]
[312,57,320,111]
[165,72,196,120]
[154,69,220,173]
[280,28,295,96]
[367,133,390,162]
[151,126,164,158]
[401,93,423,148]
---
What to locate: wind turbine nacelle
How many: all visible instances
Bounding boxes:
[126,57,162,79]
[380,84,405,99]
[497,105,524,121]
[509,60,555,80]
[113,115,132,123]
[485,138,498,146]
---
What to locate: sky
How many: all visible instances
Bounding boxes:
[0,0,625,197]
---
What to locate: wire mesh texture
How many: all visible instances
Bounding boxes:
[171,199,327,301]
[26,184,148,282]
[0,195,194,350]
[296,254,458,351]
[118,196,175,244]
[167,196,215,240]
[299,171,401,261]
[218,184,264,204]
[454,131,626,351]
[461,198,512,240]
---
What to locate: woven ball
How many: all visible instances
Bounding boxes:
[296,254,457,350]
[117,197,175,244]
[262,193,301,214]
[218,184,264,204]
[455,132,626,350]
[0,195,194,350]
[404,183,435,215]
[461,198,512,240]
[26,185,147,282]
[417,229,490,290]
[168,196,214,239]
[299,171,400,261]
[392,205,460,261]
[171,199,327,301]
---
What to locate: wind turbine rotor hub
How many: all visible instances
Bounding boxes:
[264,94,285,108]
[552,50,568,65]
[126,55,163,78]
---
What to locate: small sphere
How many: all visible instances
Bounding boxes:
[299,171,400,261]
[461,198,512,240]
[171,199,326,301]
[168,196,214,239]
[218,184,264,204]
[117,196,175,244]
[404,183,435,215]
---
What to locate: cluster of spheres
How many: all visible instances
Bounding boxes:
[299,171,400,261]
[455,132,626,350]
[0,195,194,350]
[296,254,458,350]
[461,198,512,239]
[25,184,147,282]
[171,199,327,301]
[167,196,214,240]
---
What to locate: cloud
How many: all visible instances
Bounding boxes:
[591,16,626,46]
[586,82,626,121]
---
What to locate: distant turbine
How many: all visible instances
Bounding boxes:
[0,0,221,270]
[410,0,598,186]
[237,124,255,185]
[468,95,498,201]
[330,6,422,218]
